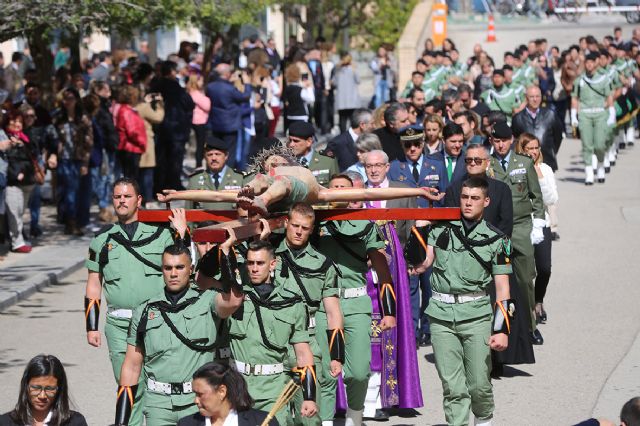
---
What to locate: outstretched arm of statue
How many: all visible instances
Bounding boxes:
[157,189,239,203]
[317,186,444,204]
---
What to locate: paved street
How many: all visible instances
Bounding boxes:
[1,134,639,425]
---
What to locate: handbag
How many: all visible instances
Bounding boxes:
[30,155,45,185]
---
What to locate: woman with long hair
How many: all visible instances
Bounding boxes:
[178,362,278,426]
[423,113,444,154]
[0,354,87,426]
[54,87,93,236]
[187,74,211,168]
[333,52,361,133]
[516,133,558,324]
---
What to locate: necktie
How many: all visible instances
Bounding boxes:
[213,172,220,190]
[501,159,508,171]
[412,162,420,183]
[446,156,453,181]
[300,157,308,167]
[370,184,382,208]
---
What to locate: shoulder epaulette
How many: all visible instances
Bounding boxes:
[94,224,115,237]
[486,222,506,237]
[188,168,206,178]
[233,168,245,175]
[318,150,334,158]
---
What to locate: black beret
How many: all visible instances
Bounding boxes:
[205,134,229,151]
[493,69,505,77]
[288,121,315,139]
[585,52,600,62]
[491,121,513,139]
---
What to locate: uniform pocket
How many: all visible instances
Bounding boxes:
[142,316,169,358]
[268,310,294,350]
[183,306,215,344]
[102,250,122,282]
[141,249,163,277]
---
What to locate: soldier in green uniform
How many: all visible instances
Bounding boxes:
[227,240,318,426]
[401,71,426,99]
[599,49,623,170]
[570,52,615,184]
[613,43,638,149]
[504,65,526,101]
[271,203,344,426]
[511,51,537,89]
[410,177,513,426]
[114,241,244,425]
[314,175,397,426]
[287,121,339,186]
[488,122,545,345]
[84,178,189,426]
[480,69,525,125]
[185,135,243,211]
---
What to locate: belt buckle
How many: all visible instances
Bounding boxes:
[243,363,251,375]
[171,383,182,395]
[254,364,262,375]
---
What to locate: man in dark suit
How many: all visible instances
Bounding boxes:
[427,122,467,188]
[325,108,374,171]
[444,144,513,236]
[511,85,563,171]
[373,102,411,162]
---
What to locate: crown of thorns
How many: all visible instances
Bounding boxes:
[248,140,298,174]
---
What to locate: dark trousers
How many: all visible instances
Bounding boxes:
[534,226,552,303]
[338,109,355,134]
[409,270,432,335]
[551,98,569,144]
[117,151,141,179]
[154,133,188,192]
[211,131,238,169]
[138,167,154,205]
[193,123,208,169]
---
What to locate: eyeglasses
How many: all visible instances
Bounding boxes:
[403,140,423,149]
[464,157,486,165]
[28,385,58,397]
[364,163,388,170]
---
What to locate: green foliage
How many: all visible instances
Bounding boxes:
[356,0,419,48]
[0,0,272,44]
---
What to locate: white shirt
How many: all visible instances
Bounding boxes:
[27,411,52,425]
[205,410,239,426]
[348,127,359,143]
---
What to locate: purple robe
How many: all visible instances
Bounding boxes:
[336,221,423,410]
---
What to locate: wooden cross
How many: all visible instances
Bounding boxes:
[137,207,461,243]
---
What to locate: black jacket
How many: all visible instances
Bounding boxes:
[152,77,195,143]
[444,175,514,237]
[373,126,403,162]
[326,130,358,171]
[0,411,87,426]
[177,409,279,426]
[511,107,563,171]
[96,97,119,152]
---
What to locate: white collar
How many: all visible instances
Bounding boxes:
[205,410,238,426]
[348,127,359,142]
[28,411,52,426]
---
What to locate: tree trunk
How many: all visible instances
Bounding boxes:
[27,28,55,108]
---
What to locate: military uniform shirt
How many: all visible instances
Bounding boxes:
[572,72,611,111]
[315,220,385,315]
[275,240,338,334]
[480,86,521,116]
[307,150,340,187]
[426,220,512,322]
[127,286,220,407]
[489,153,545,224]
[185,166,244,211]
[228,284,310,365]
[85,223,174,310]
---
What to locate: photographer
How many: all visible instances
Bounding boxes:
[282,63,315,130]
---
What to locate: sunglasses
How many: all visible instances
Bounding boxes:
[403,140,423,149]
[464,157,486,165]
